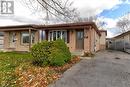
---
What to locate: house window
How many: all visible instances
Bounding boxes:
[21,32,35,44]
[49,30,68,43]
[77,31,83,39]
[53,31,56,41]
[62,31,67,42]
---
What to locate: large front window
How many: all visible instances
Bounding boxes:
[49,30,68,42]
[21,32,35,44]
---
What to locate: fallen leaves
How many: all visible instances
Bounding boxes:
[15,65,60,87]
[50,56,81,73]
[14,56,80,87]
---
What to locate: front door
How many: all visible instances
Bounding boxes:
[76,30,84,50]
[9,32,16,48]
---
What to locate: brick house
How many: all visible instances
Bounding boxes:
[0,22,107,53]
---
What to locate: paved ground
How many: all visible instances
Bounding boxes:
[49,50,130,87]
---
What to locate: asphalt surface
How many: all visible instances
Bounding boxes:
[49,50,130,87]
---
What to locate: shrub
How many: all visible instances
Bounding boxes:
[49,49,65,66]
[31,39,71,66]
[52,39,71,62]
[31,41,51,66]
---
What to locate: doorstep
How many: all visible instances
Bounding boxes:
[80,57,92,60]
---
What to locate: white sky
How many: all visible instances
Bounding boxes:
[0,0,122,25]
[72,0,122,17]
[0,0,129,37]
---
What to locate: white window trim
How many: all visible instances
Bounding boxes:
[48,30,67,42]
[21,32,35,45]
[61,31,63,39]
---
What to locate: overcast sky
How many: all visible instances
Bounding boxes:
[0,0,130,38]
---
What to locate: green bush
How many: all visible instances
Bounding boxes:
[52,39,71,62]
[31,41,51,66]
[31,39,71,66]
[49,49,65,66]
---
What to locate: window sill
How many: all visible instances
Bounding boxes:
[21,43,34,46]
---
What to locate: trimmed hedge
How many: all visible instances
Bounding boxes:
[31,39,71,66]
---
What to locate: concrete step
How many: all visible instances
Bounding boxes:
[71,51,83,56]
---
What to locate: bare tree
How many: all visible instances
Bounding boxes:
[20,0,79,23]
[117,17,130,33]
[77,16,96,22]
[77,16,106,29]
[96,19,107,29]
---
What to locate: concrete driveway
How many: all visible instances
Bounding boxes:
[49,50,130,87]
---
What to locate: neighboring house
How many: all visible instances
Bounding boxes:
[106,38,114,49]
[0,32,4,50]
[110,31,130,51]
[100,30,107,50]
[0,22,107,53]
[0,25,39,52]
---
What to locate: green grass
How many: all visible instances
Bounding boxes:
[0,52,32,87]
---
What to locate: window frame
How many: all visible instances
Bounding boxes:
[21,31,35,45]
[48,30,68,43]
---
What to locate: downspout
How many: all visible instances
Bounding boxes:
[123,36,125,51]
[29,29,31,51]
[93,28,95,52]
[38,30,40,42]
[37,30,40,43]
[114,39,116,50]
[99,33,101,51]
[89,26,92,53]
[41,30,44,41]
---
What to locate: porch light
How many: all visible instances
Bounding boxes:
[84,36,88,39]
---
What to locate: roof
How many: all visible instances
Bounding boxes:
[35,22,101,36]
[114,31,130,39]
[36,22,96,28]
[100,30,107,36]
[0,22,101,36]
[106,38,114,40]
[0,25,37,31]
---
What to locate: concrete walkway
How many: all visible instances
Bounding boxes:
[49,50,130,87]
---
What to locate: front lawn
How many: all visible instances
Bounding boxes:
[0,52,32,86]
[0,52,80,87]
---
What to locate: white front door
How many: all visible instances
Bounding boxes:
[9,32,16,48]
